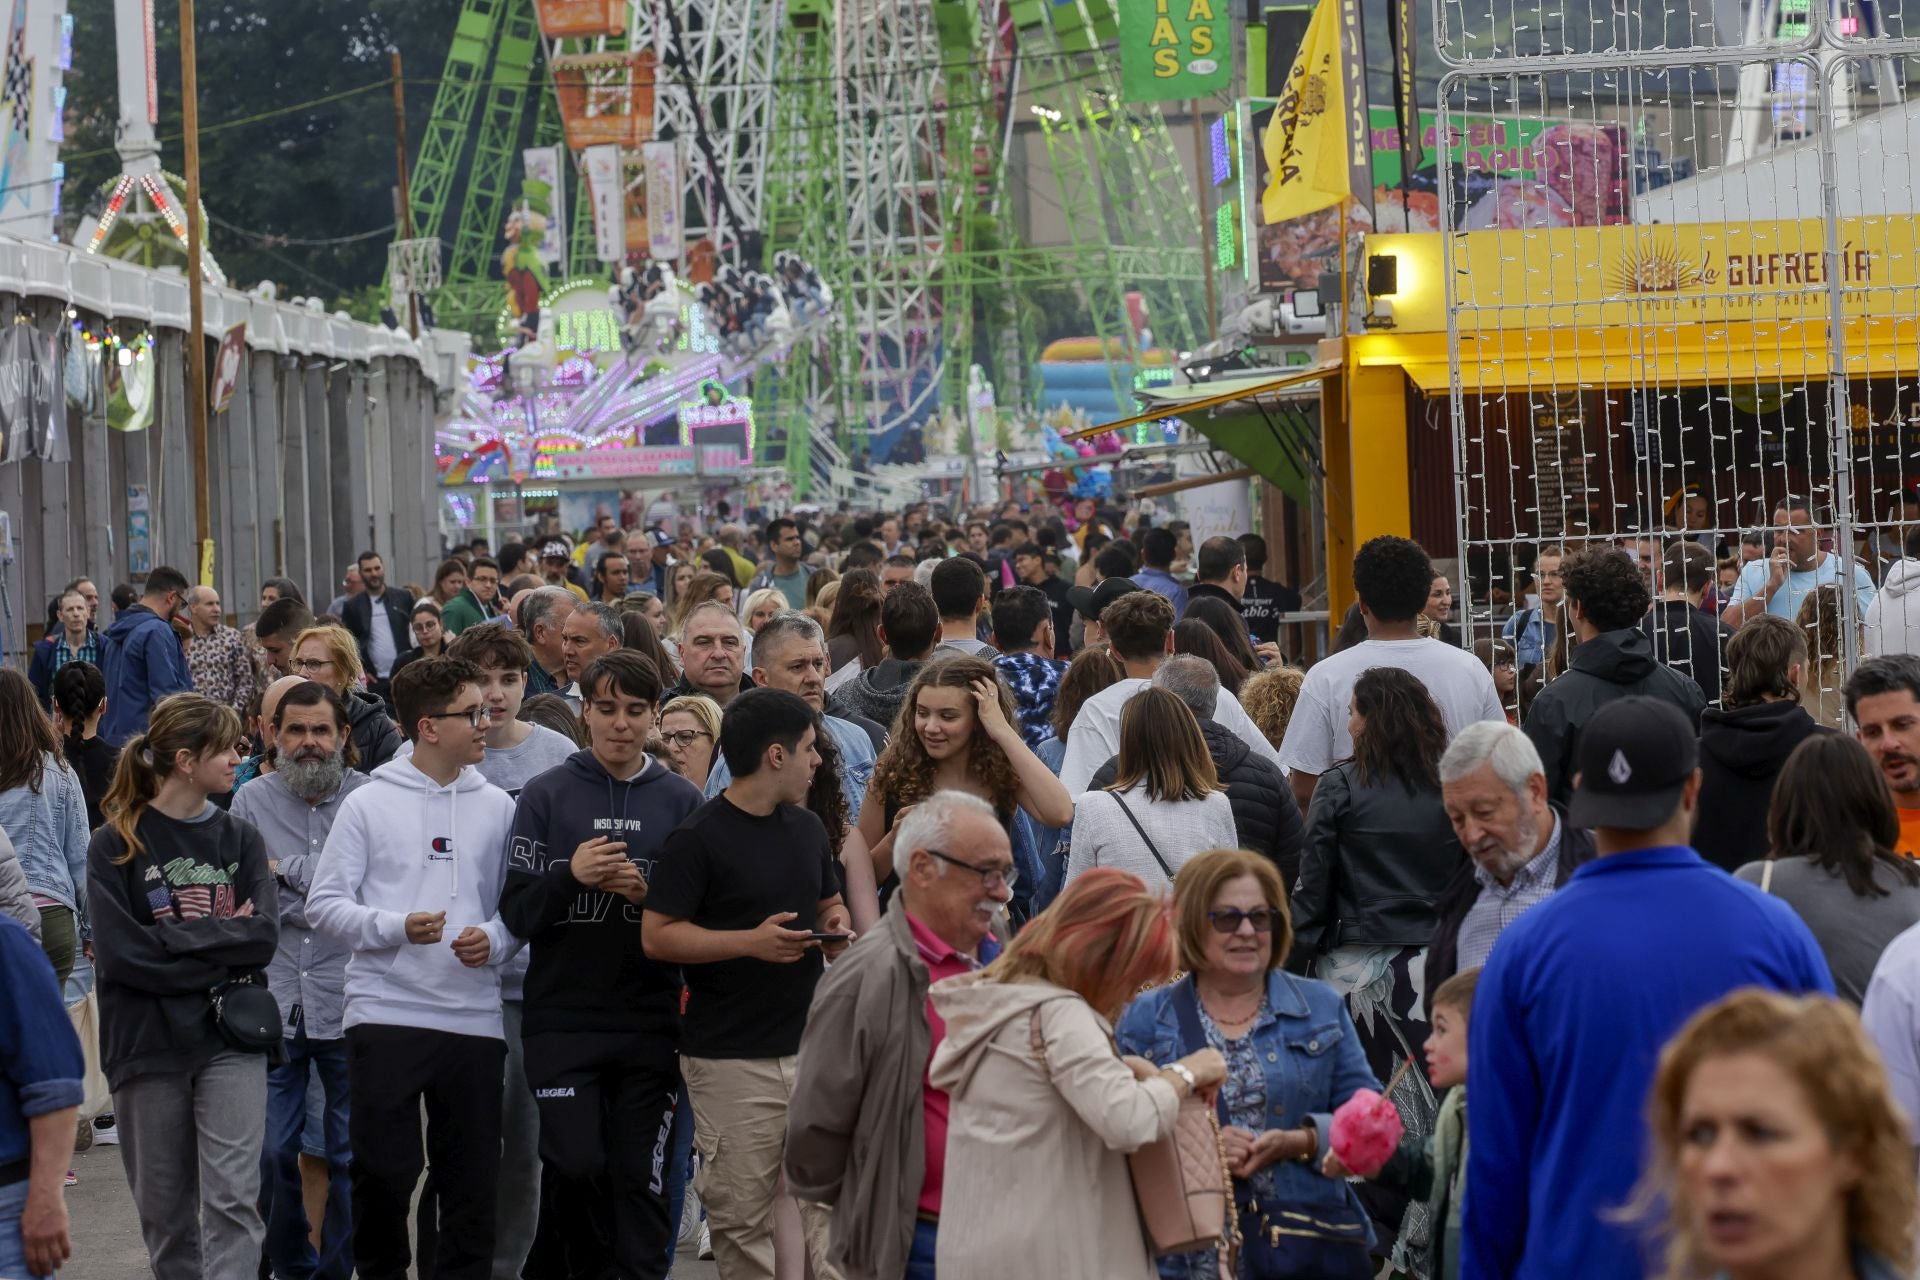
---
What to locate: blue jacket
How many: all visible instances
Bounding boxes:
[1117,972,1381,1277]
[99,605,193,746]
[0,914,84,1169]
[1132,566,1189,617]
[1462,846,1834,1280]
[0,755,91,920]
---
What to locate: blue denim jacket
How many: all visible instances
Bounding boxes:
[1116,972,1381,1276]
[0,755,91,922]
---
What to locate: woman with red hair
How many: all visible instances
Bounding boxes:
[928,869,1226,1280]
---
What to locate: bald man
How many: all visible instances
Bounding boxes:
[230,674,309,797]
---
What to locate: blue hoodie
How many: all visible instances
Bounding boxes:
[99,605,193,745]
[1462,845,1833,1280]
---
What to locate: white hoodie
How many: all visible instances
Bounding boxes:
[1867,559,1920,659]
[308,755,522,1039]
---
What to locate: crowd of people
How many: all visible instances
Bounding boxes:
[4,493,1920,1280]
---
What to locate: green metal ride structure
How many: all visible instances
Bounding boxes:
[405,0,1211,494]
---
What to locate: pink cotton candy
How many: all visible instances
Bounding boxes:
[1329,1088,1404,1177]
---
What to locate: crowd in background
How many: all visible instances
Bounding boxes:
[3,491,1920,1280]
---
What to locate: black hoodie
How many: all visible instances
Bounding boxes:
[1694,700,1833,872]
[499,750,705,1039]
[1522,627,1707,804]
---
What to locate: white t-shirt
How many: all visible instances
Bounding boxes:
[366,590,399,678]
[1059,676,1285,796]
[1277,638,1506,777]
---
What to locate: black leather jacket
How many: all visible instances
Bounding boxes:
[1286,761,1465,975]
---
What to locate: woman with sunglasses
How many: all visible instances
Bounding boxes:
[1117,847,1381,1279]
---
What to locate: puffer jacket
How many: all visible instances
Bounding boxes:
[1522,627,1706,804]
[1288,762,1465,974]
[345,688,403,774]
[1088,718,1305,885]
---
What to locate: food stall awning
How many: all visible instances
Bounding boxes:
[1401,341,1920,396]
[1058,362,1335,506]
[1060,361,1338,442]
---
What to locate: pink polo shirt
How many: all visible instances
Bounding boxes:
[907,909,997,1218]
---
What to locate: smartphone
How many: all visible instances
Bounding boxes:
[805,931,851,943]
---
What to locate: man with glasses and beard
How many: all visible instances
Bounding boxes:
[231,682,369,1280]
[1424,721,1595,1006]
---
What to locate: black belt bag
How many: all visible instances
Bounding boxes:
[209,974,283,1053]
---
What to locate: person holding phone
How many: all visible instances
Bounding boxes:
[1723,496,1878,627]
[499,651,704,1279]
[644,689,853,1279]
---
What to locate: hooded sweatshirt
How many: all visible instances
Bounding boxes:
[307,756,520,1040]
[1867,559,1920,658]
[498,751,704,1039]
[835,657,926,732]
[1694,700,1831,872]
[100,604,194,746]
[1521,628,1707,804]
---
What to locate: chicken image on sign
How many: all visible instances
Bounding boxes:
[677,380,753,463]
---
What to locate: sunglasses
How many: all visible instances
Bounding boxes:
[1206,907,1278,935]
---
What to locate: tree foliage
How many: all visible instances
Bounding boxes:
[61,0,458,309]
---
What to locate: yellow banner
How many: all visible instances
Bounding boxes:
[1375,217,1920,332]
[1261,0,1349,225]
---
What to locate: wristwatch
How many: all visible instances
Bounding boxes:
[1166,1063,1198,1091]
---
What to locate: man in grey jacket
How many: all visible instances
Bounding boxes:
[229,681,368,1280]
[785,791,1011,1280]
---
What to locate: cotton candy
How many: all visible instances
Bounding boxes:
[1329,1088,1403,1177]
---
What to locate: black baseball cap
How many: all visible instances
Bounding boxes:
[1068,575,1140,623]
[540,540,570,560]
[1567,697,1699,830]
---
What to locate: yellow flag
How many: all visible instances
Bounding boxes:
[1262,0,1349,224]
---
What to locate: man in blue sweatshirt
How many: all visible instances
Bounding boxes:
[499,650,704,1279]
[1462,697,1833,1280]
[99,564,194,745]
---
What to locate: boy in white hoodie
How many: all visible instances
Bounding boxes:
[308,657,520,1280]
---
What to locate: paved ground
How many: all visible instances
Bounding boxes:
[64,1139,720,1279]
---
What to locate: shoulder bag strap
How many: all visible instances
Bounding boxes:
[1761,859,1775,894]
[1170,977,1230,1124]
[1108,791,1175,881]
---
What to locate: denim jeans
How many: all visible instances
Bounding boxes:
[906,1217,937,1280]
[263,1030,352,1280]
[0,1177,51,1278]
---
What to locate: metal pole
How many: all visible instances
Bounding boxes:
[180,0,211,583]
[391,50,419,339]
[1190,99,1218,342]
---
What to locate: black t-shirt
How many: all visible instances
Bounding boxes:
[1240,574,1303,646]
[647,794,841,1059]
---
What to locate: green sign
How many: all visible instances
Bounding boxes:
[1118,0,1233,102]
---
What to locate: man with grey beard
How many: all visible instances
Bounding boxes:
[230,681,369,1280]
[1425,720,1595,1010]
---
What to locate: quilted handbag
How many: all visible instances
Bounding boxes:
[1126,1089,1233,1255]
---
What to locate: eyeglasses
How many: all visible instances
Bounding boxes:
[926,848,1019,892]
[659,729,712,748]
[426,706,493,728]
[1206,907,1278,935]
[289,658,336,674]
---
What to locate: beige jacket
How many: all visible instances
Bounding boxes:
[928,972,1179,1280]
[785,895,934,1280]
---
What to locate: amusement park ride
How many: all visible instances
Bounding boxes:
[403,0,1213,500]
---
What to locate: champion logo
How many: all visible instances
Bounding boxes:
[1608,750,1632,785]
[431,836,454,853]
[535,1087,576,1099]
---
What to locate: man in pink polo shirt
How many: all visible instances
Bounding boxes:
[785,791,1012,1280]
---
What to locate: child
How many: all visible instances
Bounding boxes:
[1323,966,1478,1280]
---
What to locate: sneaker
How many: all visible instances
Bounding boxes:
[63,1170,76,1187]
[698,1222,712,1261]
[93,1114,120,1145]
[74,1117,93,1153]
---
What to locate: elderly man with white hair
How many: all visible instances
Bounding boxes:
[1425,720,1597,1005]
[785,791,1012,1280]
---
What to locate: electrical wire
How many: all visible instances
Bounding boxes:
[205,212,396,247]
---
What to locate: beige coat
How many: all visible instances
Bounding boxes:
[928,972,1179,1280]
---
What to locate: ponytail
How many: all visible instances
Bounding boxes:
[103,732,163,863]
[101,693,244,864]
